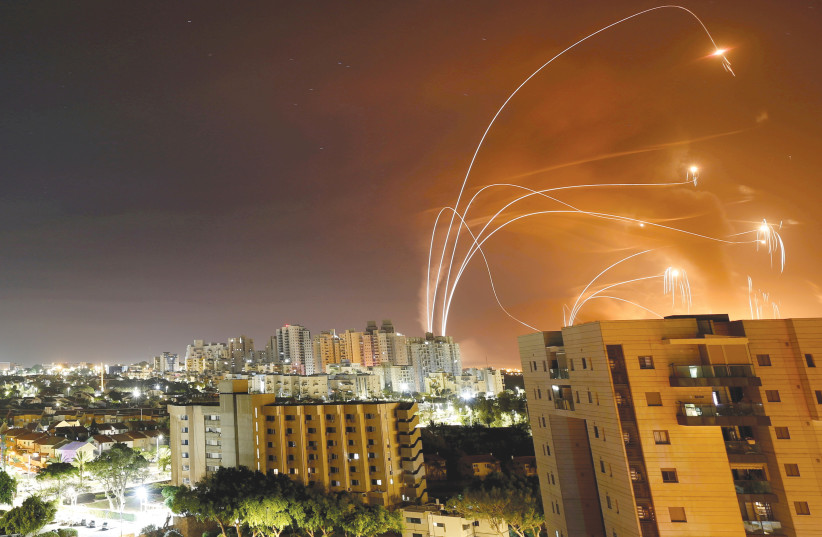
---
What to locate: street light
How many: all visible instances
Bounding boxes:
[156,434,163,462]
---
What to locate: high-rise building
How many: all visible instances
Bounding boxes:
[519,315,822,537]
[169,379,426,506]
[227,335,254,373]
[152,352,178,373]
[408,333,462,382]
[276,325,313,375]
[313,330,343,372]
[184,340,229,373]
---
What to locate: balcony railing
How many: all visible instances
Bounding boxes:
[672,364,755,378]
[743,520,783,535]
[677,402,770,426]
[680,402,767,417]
[670,364,761,387]
[549,369,569,379]
[725,440,762,455]
[734,480,773,495]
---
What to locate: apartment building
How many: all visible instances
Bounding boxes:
[169,379,427,506]
[519,315,822,537]
[400,504,507,537]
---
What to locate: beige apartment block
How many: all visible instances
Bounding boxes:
[169,379,426,507]
[400,504,507,537]
[519,315,822,537]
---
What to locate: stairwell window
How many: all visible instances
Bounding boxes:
[646,392,662,406]
[638,356,654,369]
[766,390,781,402]
[669,507,687,523]
[785,464,800,477]
[756,354,772,366]
[806,354,816,367]
[795,502,811,515]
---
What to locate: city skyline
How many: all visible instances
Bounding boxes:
[1,1,821,368]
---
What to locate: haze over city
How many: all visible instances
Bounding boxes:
[1,0,821,368]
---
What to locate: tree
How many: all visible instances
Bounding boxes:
[299,489,347,537]
[36,462,77,503]
[0,495,57,536]
[86,443,149,511]
[70,449,95,484]
[0,470,17,505]
[447,473,543,537]
[341,503,401,537]
[164,467,267,537]
[156,446,171,472]
[243,495,293,537]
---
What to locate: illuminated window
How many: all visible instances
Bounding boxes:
[638,356,654,369]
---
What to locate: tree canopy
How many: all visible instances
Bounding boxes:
[87,443,148,511]
[447,473,544,537]
[0,470,16,506]
[0,496,57,536]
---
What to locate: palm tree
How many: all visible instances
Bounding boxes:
[71,449,95,485]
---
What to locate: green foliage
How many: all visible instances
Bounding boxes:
[37,462,78,501]
[86,443,149,512]
[157,446,171,472]
[341,503,401,537]
[70,449,95,484]
[0,496,58,537]
[57,528,79,537]
[447,473,543,537]
[164,531,183,537]
[34,532,59,537]
[0,470,17,505]
[140,525,163,537]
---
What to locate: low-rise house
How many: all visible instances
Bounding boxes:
[458,454,501,480]
[508,455,537,477]
[110,433,134,448]
[15,431,49,453]
[54,425,89,441]
[90,434,116,455]
[401,504,508,537]
[126,431,151,450]
[98,422,129,436]
[55,441,97,463]
[33,436,70,460]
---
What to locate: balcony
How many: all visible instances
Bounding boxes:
[725,441,767,463]
[734,480,775,496]
[632,481,651,500]
[743,520,784,535]
[554,399,574,411]
[549,368,569,380]
[669,364,762,387]
[639,520,659,537]
[676,402,771,427]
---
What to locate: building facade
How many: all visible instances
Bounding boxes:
[169,379,427,506]
[520,315,822,537]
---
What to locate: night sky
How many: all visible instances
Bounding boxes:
[1,1,821,368]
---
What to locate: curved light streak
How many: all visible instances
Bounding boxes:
[429,4,732,335]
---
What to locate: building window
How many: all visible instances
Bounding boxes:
[587,391,593,403]
[775,427,790,439]
[265,416,276,422]
[606,494,611,509]
[308,428,317,434]
[646,392,662,406]
[286,428,293,435]
[638,356,654,369]
[371,479,383,485]
[669,507,687,523]
[593,426,599,438]
[351,479,360,486]
[287,454,295,461]
[267,455,274,462]
[582,358,587,369]
[266,428,274,435]
[368,452,376,459]
[756,354,772,366]
[366,426,375,433]
[806,354,816,367]
[412,534,423,537]
[267,442,273,448]
[765,390,781,402]
[784,464,800,477]
[795,502,811,515]
[816,390,822,404]
[570,359,574,371]
[661,469,679,483]
[287,441,296,447]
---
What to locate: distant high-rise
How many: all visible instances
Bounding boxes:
[312,330,343,372]
[408,333,461,382]
[185,340,229,373]
[227,335,254,373]
[153,351,178,373]
[276,324,313,374]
